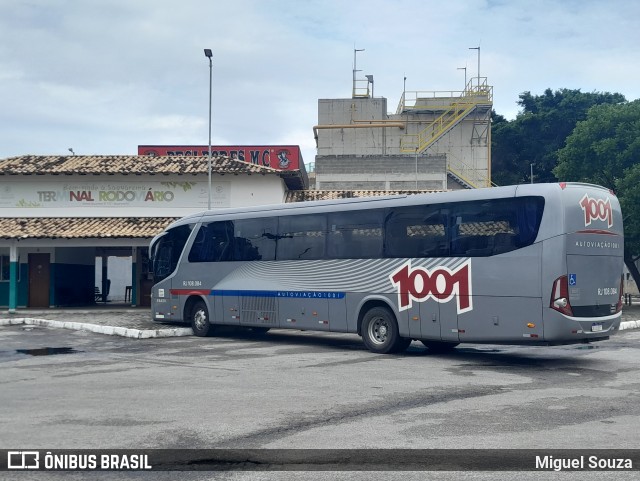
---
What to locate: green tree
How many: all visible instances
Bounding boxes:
[492,89,626,186]
[554,99,640,285]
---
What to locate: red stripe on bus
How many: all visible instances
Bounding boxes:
[169,289,211,296]
[575,230,618,236]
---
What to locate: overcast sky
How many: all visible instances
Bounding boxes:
[1,0,639,166]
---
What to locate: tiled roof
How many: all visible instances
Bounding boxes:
[285,189,446,203]
[0,155,283,176]
[0,217,177,239]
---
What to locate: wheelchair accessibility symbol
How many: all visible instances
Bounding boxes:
[569,274,577,286]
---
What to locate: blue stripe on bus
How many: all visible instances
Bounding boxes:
[210,290,345,299]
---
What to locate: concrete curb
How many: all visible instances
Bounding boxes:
[0,318,193,339]
[619,320,640,331]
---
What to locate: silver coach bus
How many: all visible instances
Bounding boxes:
[149,183,624,354]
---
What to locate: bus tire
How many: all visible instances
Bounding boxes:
[361,306,406,354]
[421,340,459,353]
[191,300,212,337]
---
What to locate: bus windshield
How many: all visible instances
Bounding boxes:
[150,224,192,284]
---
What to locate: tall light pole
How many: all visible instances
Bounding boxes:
[402,75,407,111]
[531,163,534,184]
[204,48,213,210]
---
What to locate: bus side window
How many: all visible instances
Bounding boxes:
[328,210,383,259]
[385,206,447,258]
[234,218,277,261]
[188,221,234,262]
[277,214,327,260]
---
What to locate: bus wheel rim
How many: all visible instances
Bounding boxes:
[369,317,389,345]
[194,309,207,330]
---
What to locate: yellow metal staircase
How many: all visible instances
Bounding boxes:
[399,78,493,155]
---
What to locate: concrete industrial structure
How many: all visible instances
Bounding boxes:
[313,73,493,191]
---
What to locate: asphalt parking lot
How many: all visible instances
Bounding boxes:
[1,318,640,481]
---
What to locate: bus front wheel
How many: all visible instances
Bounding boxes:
[361,306,409,354]
[191,300,213,337]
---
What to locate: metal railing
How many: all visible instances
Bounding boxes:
[399,78,493,154]
[400,101,477,152]
[352,79,371,98]
[446,154,495,189]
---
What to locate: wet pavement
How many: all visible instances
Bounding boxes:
[1,302,639,338]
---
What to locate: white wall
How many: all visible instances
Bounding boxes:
[0,174,287,218]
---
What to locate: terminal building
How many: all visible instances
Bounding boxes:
[0,154,306,311]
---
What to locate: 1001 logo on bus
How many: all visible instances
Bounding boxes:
[580,194,613,228]
[389,260,472,314]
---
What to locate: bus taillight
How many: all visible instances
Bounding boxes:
[550,275,573,316]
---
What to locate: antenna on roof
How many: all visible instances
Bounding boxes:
[352,47,364,98]
[68,148,75,156]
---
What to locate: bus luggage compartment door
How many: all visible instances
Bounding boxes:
[416,300,444,341]
[458,296,543,342]
[279,298,330,331]
[438,299,460,342]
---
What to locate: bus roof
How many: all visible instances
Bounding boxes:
[165,183,608,230]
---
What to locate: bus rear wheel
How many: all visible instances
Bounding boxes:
[361,306,409,354]
[191,300,213,337]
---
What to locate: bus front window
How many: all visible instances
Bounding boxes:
[151,237,173,283]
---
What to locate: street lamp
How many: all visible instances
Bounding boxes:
[204,48,213,210]
[531,163,534,184]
